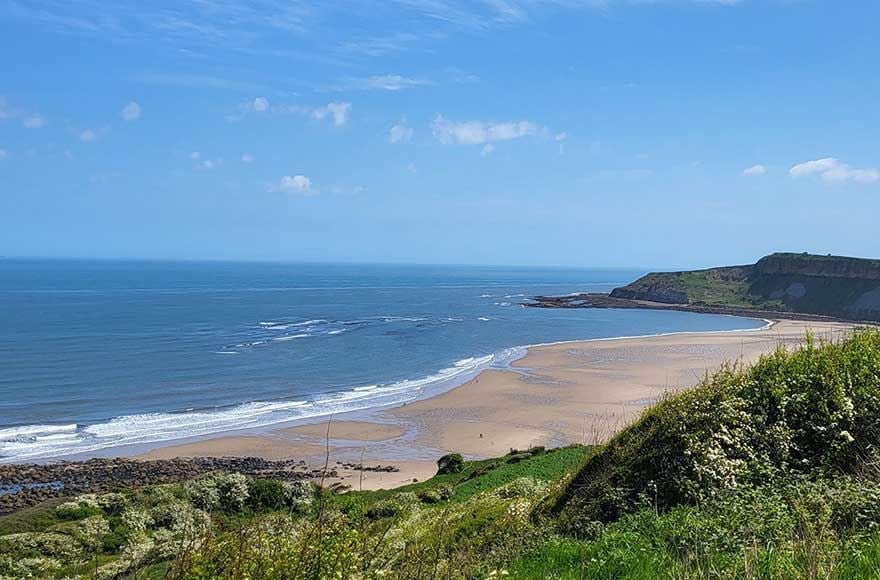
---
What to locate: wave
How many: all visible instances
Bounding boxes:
[0,354,500,463]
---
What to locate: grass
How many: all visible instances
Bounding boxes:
[330,445,590,510]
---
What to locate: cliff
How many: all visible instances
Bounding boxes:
[609,252,880,321]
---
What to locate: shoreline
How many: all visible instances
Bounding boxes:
[139,318,853,488]
[1,317,857,498]
[0,312,768,466]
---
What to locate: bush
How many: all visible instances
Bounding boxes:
[554,329,880,528]
[282,480,315,511]
[185,472,250,513]
[437,453,465,475]
[247,478,286,512]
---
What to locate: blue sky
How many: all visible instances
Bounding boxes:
[1,0,878,269]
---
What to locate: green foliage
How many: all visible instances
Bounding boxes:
[513,475,880,579]
[246,478,286,512]
[437,452,465,474]
[555,329,880,528]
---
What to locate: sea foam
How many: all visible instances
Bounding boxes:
[0,354,498,463]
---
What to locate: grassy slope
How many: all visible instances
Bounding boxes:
[612,253,880,319]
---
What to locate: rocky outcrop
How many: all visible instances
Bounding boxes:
[0,456,321,514]
[545,253,880,322]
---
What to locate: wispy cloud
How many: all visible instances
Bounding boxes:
[190,151,221,170]
[79,126,111,142]
[743,164,767,176]
[344,74,433,91]
[432,115,540,145]
[790,158,880,184]
[23,113,47,129]
[133,71,265,92]
[274,174,318,196]
[120,101,141,121]
[0,148,7,160]
[311,102,351,127]
[229,97,350,127]
[389,119,414,143]
[8,0,744,75]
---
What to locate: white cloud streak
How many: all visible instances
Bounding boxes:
[790,158,880,184]
[389,120,414,143]
[743,164,767,176]
[311,101,351,127]
[431,115,539,145]
[120,101,141,121]
[277,174,318,195]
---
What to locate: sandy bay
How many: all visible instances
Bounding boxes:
[141,319,856,490]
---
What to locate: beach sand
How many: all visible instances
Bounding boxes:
[141,319,855,489]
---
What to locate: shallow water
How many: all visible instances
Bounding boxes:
[0,259,763,461]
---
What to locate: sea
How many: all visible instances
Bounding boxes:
[0,259,765,463]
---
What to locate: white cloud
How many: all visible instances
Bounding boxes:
[431,115,539,145]
[252,96,269,111]
[312,102,350,127]
[790,157,880,184]
[241,153,255,163]
[389,120,414,143]
[189,151,219,169]
[743,164,767,176]
[120,101,141,121]
[0,148,7,160]
[23,113,47,129]
[277,174,318,195]
[79,129,98,142]
[554,132,568,142]
[480,143,495,156]
[349,74,432,91]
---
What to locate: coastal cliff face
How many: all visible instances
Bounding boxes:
[609,252,880,321]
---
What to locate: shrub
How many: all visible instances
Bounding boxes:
[247,478,286,512]
[55,494,103,521]
[282,480,315,511]
[554,329,880,529]
[185,472,250,513]
[437,453,465,475]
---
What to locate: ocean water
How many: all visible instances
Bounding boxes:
[0,259,764,462]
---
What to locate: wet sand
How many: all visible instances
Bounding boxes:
[141,319,855,489]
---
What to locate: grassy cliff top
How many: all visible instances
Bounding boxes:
[610,252,880,320]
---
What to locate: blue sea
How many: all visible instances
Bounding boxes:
[0,259,764,462]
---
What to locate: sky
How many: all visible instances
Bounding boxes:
[0,0,878,269]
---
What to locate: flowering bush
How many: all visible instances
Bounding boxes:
[556,329,880,530]
[185,472,250,513]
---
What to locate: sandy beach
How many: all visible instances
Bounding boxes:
[142,319,856,489]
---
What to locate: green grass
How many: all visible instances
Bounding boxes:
[329,445,591,510]
[0,497,66,535]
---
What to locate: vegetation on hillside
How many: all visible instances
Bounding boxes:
[4,329,880,579]
[609,252,880,320]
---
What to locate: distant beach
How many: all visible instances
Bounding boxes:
[142,319,855,489]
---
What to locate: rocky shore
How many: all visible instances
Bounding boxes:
[525,293,862,323]
[0,456,330,514]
